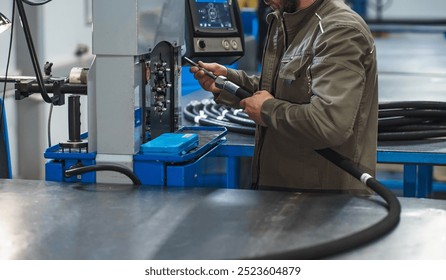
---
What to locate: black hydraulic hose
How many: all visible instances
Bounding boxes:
[188,99,446,141]
[225,111,256,127]
[184,98,401,259]
[248,147,401,260]
[379,108,446,119]
[376,101,446,140]
[230,108,250,119]
[184,104,255,135]
[65,164,142,186]
[379,129,446,141]
[378,117,432,127]
[203,103,225,120]
[379,101,446,110]
[211,104,228,119]
[378,123,446,132]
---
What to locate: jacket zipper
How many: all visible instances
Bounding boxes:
[253,15,288,190]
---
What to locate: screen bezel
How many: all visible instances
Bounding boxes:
[188,0,239,36]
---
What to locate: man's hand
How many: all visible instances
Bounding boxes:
[190,61,227,94]
[240,90,274,127]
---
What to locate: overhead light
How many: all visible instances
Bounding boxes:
[0,12,11,34]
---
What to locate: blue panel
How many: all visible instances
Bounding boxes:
[46,159,96,183]
[134,107,142,128]
[417,165,433,198]
[225,157,239,189]
[134,161,166,186]
[45,160,64,182]
[167,157,227,188]
[403,164,417,197]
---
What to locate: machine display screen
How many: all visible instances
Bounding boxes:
[192,0,237,33]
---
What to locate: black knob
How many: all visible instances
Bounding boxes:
[198,40,206,49]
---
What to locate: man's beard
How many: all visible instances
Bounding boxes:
[283,0,299,13]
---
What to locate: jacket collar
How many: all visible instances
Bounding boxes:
[266,0,325,28]
[283,0,325,31]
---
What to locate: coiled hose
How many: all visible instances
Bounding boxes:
[379,101,446,140]
[186,99,446,141]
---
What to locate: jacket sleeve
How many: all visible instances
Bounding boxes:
[213,68,260,108]
[260,25,374,149]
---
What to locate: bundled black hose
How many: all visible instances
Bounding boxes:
[378,101,446,140]
[185,99,446,141]
[184,101,255,135]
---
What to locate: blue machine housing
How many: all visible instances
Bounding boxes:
[44,133,96,183]
[45,127,228,187]
[134,126,227,187]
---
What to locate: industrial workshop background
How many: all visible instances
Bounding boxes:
[1,0,446,196]
[1,0,446,263]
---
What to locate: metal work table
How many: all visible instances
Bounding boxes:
[0,179,445,260]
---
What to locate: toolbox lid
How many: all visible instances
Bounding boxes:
[140,133,199,155]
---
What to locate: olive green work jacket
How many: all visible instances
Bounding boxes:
[215,0,378,194]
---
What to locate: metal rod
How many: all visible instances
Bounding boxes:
[68,95,81,142]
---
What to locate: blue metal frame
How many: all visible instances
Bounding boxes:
[377,150,446,198]
[0,98,11,179]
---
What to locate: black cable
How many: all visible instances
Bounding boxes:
[15,0,55,104]
[47,103,53,147]
[22,0,53,6]
[65,164,142,186]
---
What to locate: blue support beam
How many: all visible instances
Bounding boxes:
[349,0,368,19]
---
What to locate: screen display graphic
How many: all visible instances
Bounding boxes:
[195,0,235,30]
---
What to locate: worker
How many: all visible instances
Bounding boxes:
[191,0,378,194]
